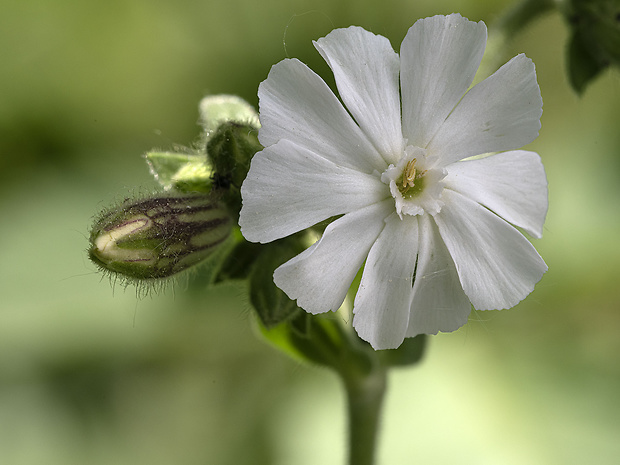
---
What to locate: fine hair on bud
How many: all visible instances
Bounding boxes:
[88,191,232,294]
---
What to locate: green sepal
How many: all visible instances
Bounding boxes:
[144,152,212,193]
[186,233,238,288]
[377,334,427,367]
[257,312,343,368]
[215,238,263,282]
[248,240,303,329]
[289,310,312,338]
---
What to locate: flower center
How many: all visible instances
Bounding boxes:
[397,158,427,199]
[381,145,447,218]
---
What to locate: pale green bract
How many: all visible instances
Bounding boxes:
[198,94,260,136]
[144,95,260,193]
[239,14,548,350]
[145,152,213,192]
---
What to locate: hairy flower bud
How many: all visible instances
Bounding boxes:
[207,121,262,189]
[88,194,232,280]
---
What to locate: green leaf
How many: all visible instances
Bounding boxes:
[256,312,342,368]
[377,334,427,367]
[144,151,212,192]
[566,0,620,65]
[249,241,302,328]
[563,0,620,94]
[567,32,606,94]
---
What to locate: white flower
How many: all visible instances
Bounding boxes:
[239,14,548,350]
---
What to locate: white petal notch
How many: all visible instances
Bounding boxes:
[444,150,548,238]
[240,14,548,350]
[435,190,547,311]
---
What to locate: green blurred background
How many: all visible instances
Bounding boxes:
[1,0,619,463]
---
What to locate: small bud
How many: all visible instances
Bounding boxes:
[198,94,260,137]
[207,121,262,189]
[88,194,232,280]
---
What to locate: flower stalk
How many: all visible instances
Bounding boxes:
[344,369,386,465]
[339,345,387,465]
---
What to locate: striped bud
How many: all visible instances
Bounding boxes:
[88,194,232,280]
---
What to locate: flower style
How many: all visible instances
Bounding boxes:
[239,14,548,350]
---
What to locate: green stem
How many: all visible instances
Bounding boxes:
[333,323,387,465]
[343,364,387,465]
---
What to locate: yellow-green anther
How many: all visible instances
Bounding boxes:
[89,194,232,280]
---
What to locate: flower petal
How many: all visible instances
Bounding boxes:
[314,26,403,164]
[434,189,547,310]
[428,54,543,165]
[444,150,548,238]
[258,58,387,174]
[240,139,388,243]
[407,214,471,336]
[274,200,394,314]
[400,14,487,149]
[353,214,419,350]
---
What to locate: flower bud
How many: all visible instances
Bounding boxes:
[88,194,232,280]
[207,122,261,188]
[198,94,260,138]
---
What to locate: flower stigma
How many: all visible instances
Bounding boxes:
[399,158,427,198]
